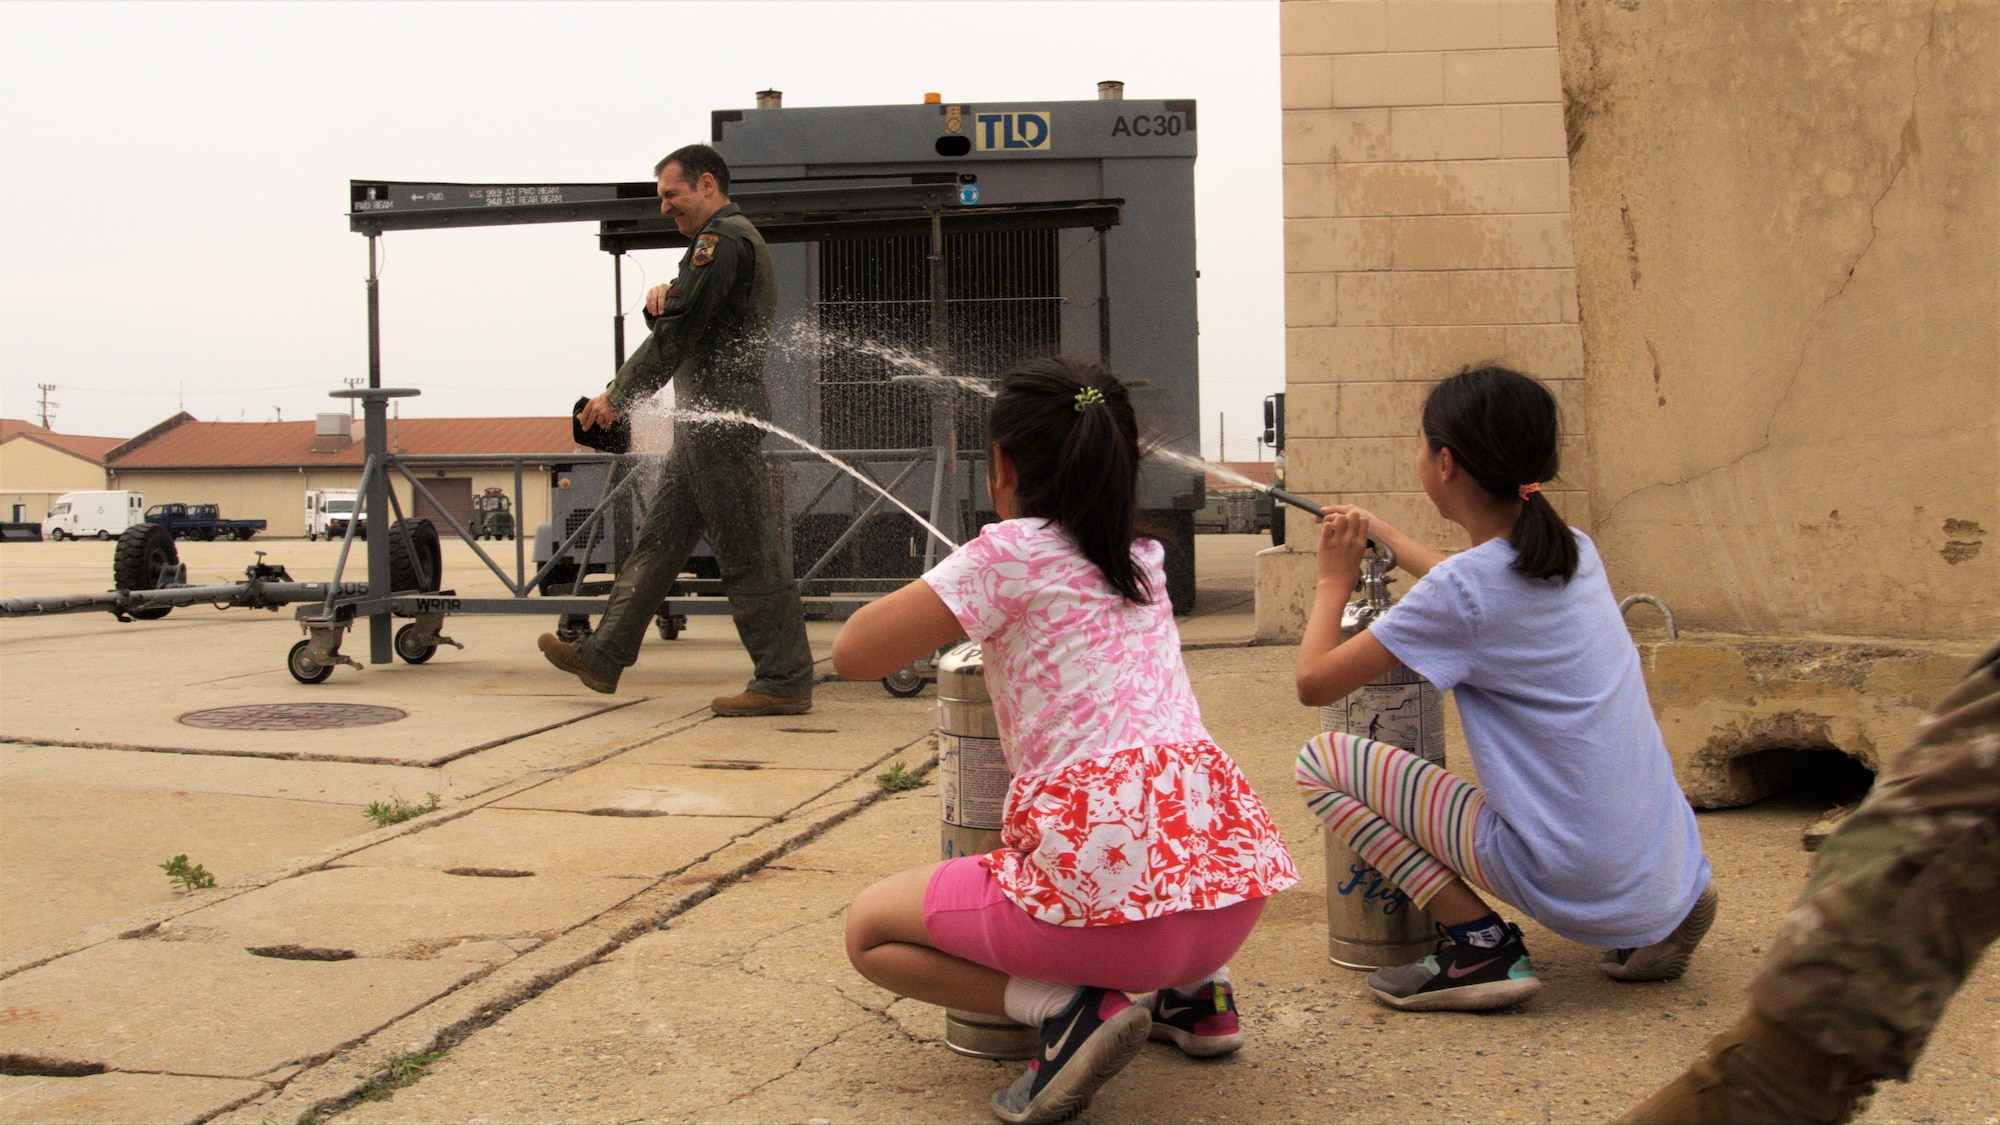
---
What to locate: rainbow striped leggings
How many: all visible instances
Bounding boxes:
[1294,732,1497,909]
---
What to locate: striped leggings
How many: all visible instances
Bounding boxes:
[1294,732,1497,909]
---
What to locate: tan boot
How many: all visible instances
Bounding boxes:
[538,634,618,694]
[1616,1012,1876,1125]
[711,690,812,717]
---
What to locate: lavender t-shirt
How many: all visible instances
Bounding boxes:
[1368,531,1710,948]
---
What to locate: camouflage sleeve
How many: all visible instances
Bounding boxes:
[604,231,745,411]
[1748,637,2000,1080]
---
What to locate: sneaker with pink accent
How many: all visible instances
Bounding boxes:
[990,986,1152,1125]
[1366,923,1542,1012]
[1146,980,1244,1057]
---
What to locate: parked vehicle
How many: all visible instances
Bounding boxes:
[143,503,267,541]
[41,491,143,541]
[470,488,515,540]
[305,489,363,540]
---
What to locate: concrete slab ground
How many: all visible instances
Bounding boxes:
[318,647,1996,1125]
[13,533,1986,1124]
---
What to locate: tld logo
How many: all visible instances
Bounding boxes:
[974,112,1051,152]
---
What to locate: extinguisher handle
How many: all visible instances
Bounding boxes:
[1368,538,1397,572]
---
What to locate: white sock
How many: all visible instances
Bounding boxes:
[1003,977,1079,1026]
[1168,964,1229,996]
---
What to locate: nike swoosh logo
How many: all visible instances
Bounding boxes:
[1042,1006,1087,1064]
[1445,956,1501,978]
[1158,1003,1193,1020]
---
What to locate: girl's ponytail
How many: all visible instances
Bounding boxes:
[1421,366,1579,583]
[988,358,1152,604]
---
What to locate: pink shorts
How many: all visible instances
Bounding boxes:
[921,856,1266,992]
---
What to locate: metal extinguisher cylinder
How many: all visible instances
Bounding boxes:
[935,642,1038,1060]
[1317,544,1449,970]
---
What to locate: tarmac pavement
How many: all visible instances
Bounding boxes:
[2,534,1992,1124]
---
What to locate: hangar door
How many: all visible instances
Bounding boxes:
[413,477,473,529]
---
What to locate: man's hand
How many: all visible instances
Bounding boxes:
[577,393,621,432]
[645,283,674,317]
[1316,509,1369,587]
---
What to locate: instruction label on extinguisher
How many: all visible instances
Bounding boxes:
[939,732,1010,829]
[1322,666,1446,766]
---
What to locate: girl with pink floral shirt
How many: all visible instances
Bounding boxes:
[836,359,1297,1125]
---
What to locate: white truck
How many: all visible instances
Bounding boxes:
[304,489,361,540]
[42,491,144,541]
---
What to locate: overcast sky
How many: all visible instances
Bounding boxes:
[0,1,1281,462]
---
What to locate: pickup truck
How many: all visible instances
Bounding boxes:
[144,503,267,541]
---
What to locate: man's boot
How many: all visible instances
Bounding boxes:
[1617,1011,1877,1125]
[711,690,811,717]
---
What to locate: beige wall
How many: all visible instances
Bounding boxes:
[0,440,110,520]
[1558,0,1998,640]
[1279,0,1589,559]
[105,467,555,542]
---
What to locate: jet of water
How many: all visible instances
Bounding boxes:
[670,408,961,552]
[1149,445,1326,519]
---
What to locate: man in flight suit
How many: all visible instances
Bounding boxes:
[540,144,813,716]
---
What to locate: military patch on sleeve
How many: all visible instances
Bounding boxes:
[691,234,719,267]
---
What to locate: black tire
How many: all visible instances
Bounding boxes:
[388,518,443,593]
[114,523,178,621]
[394,623,437,664]
[96,529,112,541]
[288,639,333,684]
[49,528,66,541]
[882,666,926,698]
[655,614,682,641]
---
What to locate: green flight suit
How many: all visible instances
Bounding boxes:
[573,202,813,698]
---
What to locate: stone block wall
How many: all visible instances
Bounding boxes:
[1277,0,1589,566]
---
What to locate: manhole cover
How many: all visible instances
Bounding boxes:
[178,703,408,731]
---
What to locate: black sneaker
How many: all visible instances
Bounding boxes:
[1366,923,1542,1012]
[1145,979,1243,1058]
[990,987,1152,1125]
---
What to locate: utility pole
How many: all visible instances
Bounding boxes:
[35,384,56,429]
[343,377,363,420]
[1218,411,1224,464]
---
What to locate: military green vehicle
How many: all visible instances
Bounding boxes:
[470,488,515,540]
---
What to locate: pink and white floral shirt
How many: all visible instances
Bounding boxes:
[924,518,1297,926]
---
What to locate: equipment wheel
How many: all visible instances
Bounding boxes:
[388,518,443,594]
[655,614,682,641]
[96,529,112,541]
[882,666,926,698]
[394,623,437,664]
[287,639,333,684]
[114,523,178,621]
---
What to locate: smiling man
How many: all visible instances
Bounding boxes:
[545,144,812,715]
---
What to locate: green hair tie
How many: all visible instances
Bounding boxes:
[1073,386,1105,411]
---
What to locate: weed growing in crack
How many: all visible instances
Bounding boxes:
[876,762,926,792]
[359,1050,447,1102]
[364,792,441,828]
[159,854,215,891]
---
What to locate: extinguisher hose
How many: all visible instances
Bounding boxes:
[1263,486,1398,571]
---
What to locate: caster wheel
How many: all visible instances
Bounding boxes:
[394,623,437,664]
[882,666,926,698]
[288,639,333,684]
[655,614,684,641]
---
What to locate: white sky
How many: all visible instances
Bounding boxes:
[0,1,1281,462]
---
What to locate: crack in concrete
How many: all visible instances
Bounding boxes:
[1597,3,1940,531]
[670,1015,880,1121]
[248,736,937,1123]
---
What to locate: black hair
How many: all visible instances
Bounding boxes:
[655,144,731,195]
[1420,365,1579,583]
[987,358,1152,605]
